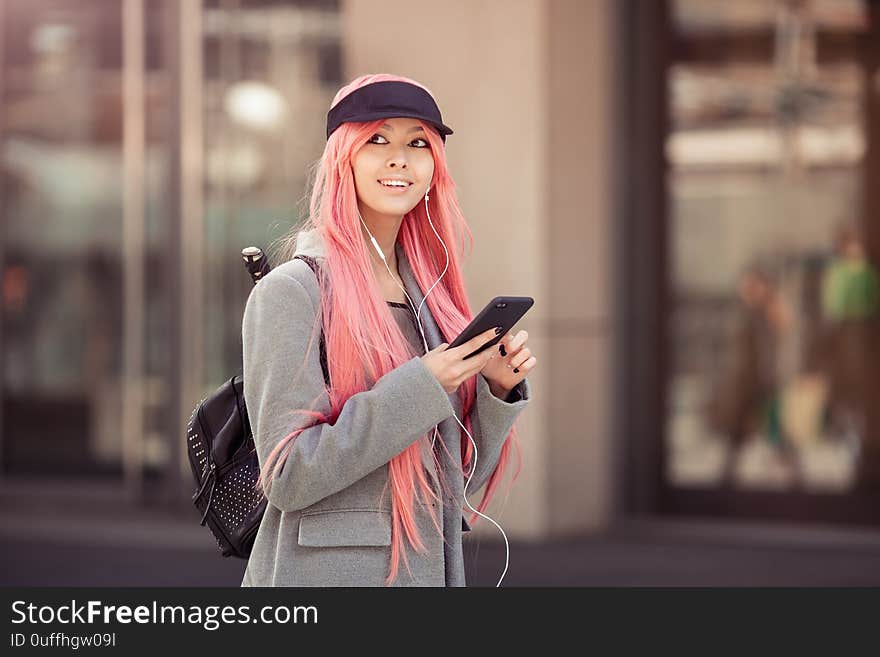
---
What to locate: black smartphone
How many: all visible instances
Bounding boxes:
[448,296,534,359]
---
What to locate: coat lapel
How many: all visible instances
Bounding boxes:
[397,241,468,526]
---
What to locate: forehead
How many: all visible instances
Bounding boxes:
[379,117,425,132]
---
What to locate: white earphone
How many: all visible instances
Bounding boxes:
[358,188,511,588]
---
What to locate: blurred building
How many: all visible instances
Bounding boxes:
[2,0,880,585]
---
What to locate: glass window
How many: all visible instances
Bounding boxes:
[0,0,343,489]
[2,0,127,478]
[665,0,877,499]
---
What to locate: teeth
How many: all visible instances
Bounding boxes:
[380,180,409,187]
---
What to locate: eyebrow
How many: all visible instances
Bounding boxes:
[381,123,425,133]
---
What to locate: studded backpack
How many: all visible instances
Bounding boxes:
[186,248,328,559]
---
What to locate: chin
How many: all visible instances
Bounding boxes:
[367,199,418,216]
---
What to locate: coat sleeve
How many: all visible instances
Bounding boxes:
[463,372,531,494]
[242,271,457,512]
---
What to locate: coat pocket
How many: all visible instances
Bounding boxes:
[297,509,392,547]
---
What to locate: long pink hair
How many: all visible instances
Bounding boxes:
[257,73,522,585]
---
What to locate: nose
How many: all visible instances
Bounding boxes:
[386,145,408,169]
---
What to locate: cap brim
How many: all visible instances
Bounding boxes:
[335,111,453,139]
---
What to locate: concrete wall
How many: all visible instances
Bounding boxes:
[545,0,615,535]
[343,0,615,539]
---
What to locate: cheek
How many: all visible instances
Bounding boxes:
[351,155,369,183]
[419,158,435,184]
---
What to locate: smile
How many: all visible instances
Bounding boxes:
[377,179,413,192]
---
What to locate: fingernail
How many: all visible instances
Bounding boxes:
[494,326,503,335]
[513,368,519,373]
[499,344,507,357]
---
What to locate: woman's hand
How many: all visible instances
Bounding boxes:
[480,329,536,398]
[421,327,502,394]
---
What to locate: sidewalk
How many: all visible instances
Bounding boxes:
[3,484,880,586]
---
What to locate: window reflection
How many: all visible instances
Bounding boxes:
[2,0,127,477]
[0,0,342,485]
[666,0,875,493]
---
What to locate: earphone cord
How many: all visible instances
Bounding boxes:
[358,191,510,588]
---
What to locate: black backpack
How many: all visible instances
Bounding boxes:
[186,248,329,559]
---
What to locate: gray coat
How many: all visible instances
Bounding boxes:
[240,229,531,586]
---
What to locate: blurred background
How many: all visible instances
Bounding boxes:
[3,0,880,586]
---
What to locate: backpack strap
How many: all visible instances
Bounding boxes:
[292,255,330,386]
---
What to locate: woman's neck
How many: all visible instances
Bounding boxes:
[358,203,403,266]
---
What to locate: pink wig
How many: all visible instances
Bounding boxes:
[257,73,522,585]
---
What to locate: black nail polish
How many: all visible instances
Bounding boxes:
[513,368,519,373]
[494,326,503,335]
[499,344,507,357]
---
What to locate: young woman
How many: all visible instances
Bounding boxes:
[240,73,537,587]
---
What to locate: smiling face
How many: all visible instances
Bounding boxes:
[351,117,436,224]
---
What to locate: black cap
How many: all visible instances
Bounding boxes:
[326,80,454,143]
